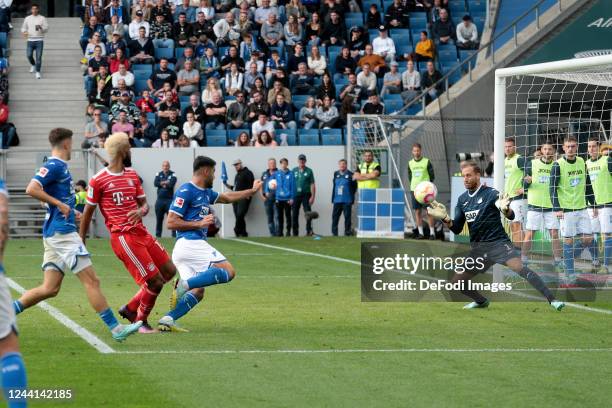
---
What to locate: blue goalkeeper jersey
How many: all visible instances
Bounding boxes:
[450,185,511,245]
[169,181,219,240]
[32,157,77,238]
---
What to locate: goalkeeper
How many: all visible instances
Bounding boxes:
[427,161,564,311]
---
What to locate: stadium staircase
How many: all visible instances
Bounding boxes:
[6,17,86,237]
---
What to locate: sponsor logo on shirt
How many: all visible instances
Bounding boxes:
[174,197,184,208]
[37,167,49,177]
[465,210,479,222]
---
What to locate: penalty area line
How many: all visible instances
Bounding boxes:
[231,239,612,315]
[6,278,116,354]
[117,348,612,355]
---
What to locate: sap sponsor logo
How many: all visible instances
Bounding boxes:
[465,210,479,222]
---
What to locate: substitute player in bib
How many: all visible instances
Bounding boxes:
[79,133,177,333]
[522,140,562,268]
[428,161,564,311]
[408,143,435,240]
[14,128,142,341]
[0,178,29,408]
[157,156,262,332]
[550,136,598,282]
[586,137,611,274]
[504,137,527,249]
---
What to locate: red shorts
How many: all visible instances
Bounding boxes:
[110,231,170,285]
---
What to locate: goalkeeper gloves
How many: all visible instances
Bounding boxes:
[495,192,511,216]
[427,201,450,223]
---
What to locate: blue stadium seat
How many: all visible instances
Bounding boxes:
[410,29,426,45]
[396,44,413,59]
[437,44,458,62]
[132,64,152,76]
[328,51,340,74]
[276,128,297,146]
[363,0,382,12]
[472,15,486,34]
[390,28,410,40]
[321,129,343,145]
[384,99,403,114]
[154,47,175,61]
[179,95,191,104]
[448,68,463,86]
[227,129,250,143]
[384,93,403,102]
[218,46,229,58]
[298,129,320,146]
[459,49,476,70]
[449,1,467,16]
[409,12,428,29]
[406,102,422,116]
[174,47,185,59]
[345,13,363,29]
[467,0,487,13]
[100,112,109,123]
[0,32,7,50]
[326,45,342,57]
[382,0,394,12]
[292,95,309,110]
[146,112,157,126]
[134,80,149,94]
[206,130,228,146]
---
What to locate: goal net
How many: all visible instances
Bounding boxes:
[494,55,612,287]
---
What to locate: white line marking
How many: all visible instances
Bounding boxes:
[6,278,116,354]
[117,348,612,355]
[231,239,612,315]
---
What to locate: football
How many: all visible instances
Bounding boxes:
[268,179,277,190]
[413,181,438,205]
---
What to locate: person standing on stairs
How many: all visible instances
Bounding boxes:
[21,4,48,80]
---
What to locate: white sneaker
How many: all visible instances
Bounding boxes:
[29,66,35,73]
[35,72,41,79]
[157,315,189,332]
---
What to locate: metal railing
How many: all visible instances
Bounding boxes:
[397,0,564,115]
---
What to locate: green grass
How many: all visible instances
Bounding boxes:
[4,237,612,407]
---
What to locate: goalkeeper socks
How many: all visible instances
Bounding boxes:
[187,267,233,289]
[417,226,424,235]
[563,242,575,274]
[98,308,119,331]
[12,301,23,315]
[168,292,200,321]
[1,352,27,408]
[518,267,555,302]
[588,238,599,265]
[126,287,145,313]
[136,285,159,323]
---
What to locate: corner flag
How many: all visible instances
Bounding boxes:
[221,161,228,183]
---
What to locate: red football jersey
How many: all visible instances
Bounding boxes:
[87,168,147,233]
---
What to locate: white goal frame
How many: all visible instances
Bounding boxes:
[493,54,612,191]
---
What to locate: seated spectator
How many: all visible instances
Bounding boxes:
[249,77,268,102]
[456,15,479,50]
[307,45,326,76]
[245,62,265,93]
[227,91,248,129]
[304,12,321,46]
[271,67,289,89]
[191,11,214,43]
[204,91,227,129]
[177,133,198,147]
[201,77,223,105]
[156,89,181,118]
[183,94,205,123]
[175,0,196,23]
[194,35,216,58]
[255,0,278,27]
[361,92,384,114]
[320,11,346,46]
[148,58,177,95]
[358,44,386,76]
[224,62,244,96]
[380,61,402,97]
[247,91,271,122]
[110,92,141,124]
[105,0,128,25]
[84,34,107,61]
[85,45,109,93]
[89,78,112,110]
[299,96,318,129]
[334,47,357,82]
[270,94,296,129]
[128,27,155,64]
[254,130,278,148]
[414,31,435,62]
[385,0,409,28]
[80,15,106,53]
[150,13,174,48]
[213,13,240,46]
[252,113,275,140]
[348,27,368,60]
[173,12,193,48]
[284,14,303,46]
[287,43,307,75]
[176,47,198,72]
[340,73,365,110]
[235,131,252,147]
[431,0,449,23]
[422,60,443,102]
[235,11,254,38]
[183,112,204,145]
[366,4,382,29]
[356,63,377,93]
[106,31,127,58]
[220,46,245,74]
[134,112,158,147]
[111,110,139,145]
[131,0,152,20]
[111,63,134,88]
[286,0,308,24]
[199,46,221,79]
[231,1,253,23]
[87,4,106,26]
[401,59,421,103]
[290,62,314,95]
[83,108,108,148]
[109,48,130,74]
[110,78,135,104]
[105,14,126,41]
[267,80,292,105]
[157,109,183,139]
[432,8,456,44]
[215,0,234,14]
[152,129,176,148]
[86,103,96,124]
[197,0,216,21]
[340,95,356,124]
[177,60,200,96]
[316,72,336,105]
[261,13,285,51]
[128,10,149,41]
[316,95,340,128]
[239,32,260,61]
[247,51,265,74]
[151,0,173,23]
[372,26,396,64]
[135,90,156,113]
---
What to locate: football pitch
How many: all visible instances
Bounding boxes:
[4,237,612,408]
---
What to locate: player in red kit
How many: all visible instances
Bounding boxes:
[79,133,177,333]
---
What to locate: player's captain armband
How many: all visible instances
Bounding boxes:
[174,197,185,208]
[37,167,49,177]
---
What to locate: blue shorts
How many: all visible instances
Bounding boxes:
[410,191,426,210]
